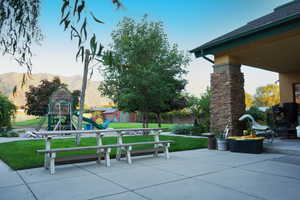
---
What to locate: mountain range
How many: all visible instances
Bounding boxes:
[0,72,111,107]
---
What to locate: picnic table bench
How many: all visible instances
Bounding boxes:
[35,128,174,175]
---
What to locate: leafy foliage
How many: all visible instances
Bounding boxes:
[187,88,211,128]
[172,124,194,135]
[59,0,121,67]
[0,93,16,129]
[0,129,18,137]
[246,106,266,123]
[0,0,122,88]
[25,77,80,116]
[254,84,280,107]
[99,16,190,127]
[0,0,42,72]
[245,92,254,108]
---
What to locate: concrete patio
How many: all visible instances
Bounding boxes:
[264,138,300,156]
[1,149,300,200]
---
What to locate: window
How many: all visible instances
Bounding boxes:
[293,83,300,104]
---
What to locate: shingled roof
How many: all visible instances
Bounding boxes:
[191,0,300,57]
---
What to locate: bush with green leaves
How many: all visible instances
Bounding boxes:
[172,122,209,136]
[0,129,18,137]
[184,88,211,135]
[246,106,266,123]
[192,119,210,135]
[172,124,194,135]
[0,94,16,129]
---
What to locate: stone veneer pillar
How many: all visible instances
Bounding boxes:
[210,62,245,136]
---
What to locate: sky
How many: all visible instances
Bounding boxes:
[0,0,291,95]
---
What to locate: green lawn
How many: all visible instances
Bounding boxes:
[12,117,46,129]
[0,135,207,170]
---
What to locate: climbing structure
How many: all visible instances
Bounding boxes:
[48,86,73,131]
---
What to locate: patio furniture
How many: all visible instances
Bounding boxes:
[35,128,174,175]
[37,141,174,175]
[239,114,275,142]
[115,130,165,159]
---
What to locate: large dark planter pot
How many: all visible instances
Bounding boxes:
[202,133,216,150]
[228,139,263,154]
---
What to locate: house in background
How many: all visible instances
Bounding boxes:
[191,0,300,136]
[90,107,137,122]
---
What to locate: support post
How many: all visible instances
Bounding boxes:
[105,148,111,167]
[116,131,124,160]
[126,146,132,164]
[96,133,104,164]
[44,136,52,169]
[153,130,161,157]
[164,143,170,160]
[49,152,56,175]
[210,62,245,136]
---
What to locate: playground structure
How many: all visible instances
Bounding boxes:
[47,86,110,131]
[72,111,111,130]
[48,86,73,131]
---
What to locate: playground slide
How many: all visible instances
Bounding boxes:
[72,112,111,130]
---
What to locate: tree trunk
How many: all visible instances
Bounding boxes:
[142,112,146,128]
[145,111,149,128]
[76,50,90,145]
[156,113,161,128]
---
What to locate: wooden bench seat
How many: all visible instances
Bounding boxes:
[55,154,100,165]
[54,147,165,165]
[37,140,174,175]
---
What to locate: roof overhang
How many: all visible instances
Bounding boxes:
[190,14,300,58]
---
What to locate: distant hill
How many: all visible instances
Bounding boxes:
[0,72,111,107]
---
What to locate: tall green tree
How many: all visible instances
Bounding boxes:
[99,16,190,127]
[152,96,188,127]
[254,84,280,107]
[25,77,80,116]
[187,88,211,129]
[0,93,16,129]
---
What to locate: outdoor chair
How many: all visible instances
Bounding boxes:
[239,114,275,143]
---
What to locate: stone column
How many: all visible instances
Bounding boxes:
[210,62,245,136]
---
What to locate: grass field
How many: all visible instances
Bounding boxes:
[12,117,46,129]
[12,118,174,131]
[0,136,207,170]
[12,118,44,126]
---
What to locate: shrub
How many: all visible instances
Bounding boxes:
[193,119,210,135]
[172,119,210,136]
[172,124,194,135]
[0,129,18,137]
[246,106,266,123]
[0,94,16,129]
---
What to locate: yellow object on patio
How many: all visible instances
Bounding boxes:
[227,136,265,140]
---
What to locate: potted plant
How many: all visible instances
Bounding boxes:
[216,132,228,151]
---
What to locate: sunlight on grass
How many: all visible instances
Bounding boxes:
[0,135,207,170]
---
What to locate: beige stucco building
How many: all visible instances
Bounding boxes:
[191,0,300,135]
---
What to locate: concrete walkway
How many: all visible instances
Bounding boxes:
[1,149,300,200]
[264,138,300,155]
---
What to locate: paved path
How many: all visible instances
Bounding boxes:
[1,149,300,200]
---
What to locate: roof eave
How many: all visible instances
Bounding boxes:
[191,13,300,58]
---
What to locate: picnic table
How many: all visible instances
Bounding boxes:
[34,128,174,174]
